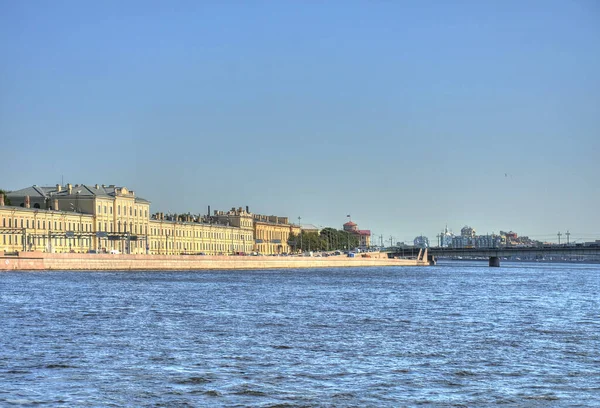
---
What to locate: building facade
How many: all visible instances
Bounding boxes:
[343,220,371,249]
[1,184,298,256]
[0,204,95,253]
[5,184,150,254]
[450,234,502,249]
[253,214,300,254]
[413,235,430,248]
[438,225,454,247]
[147,211,253,255]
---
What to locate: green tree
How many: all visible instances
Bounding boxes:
[290,228,361,253]
[318,227,359,251]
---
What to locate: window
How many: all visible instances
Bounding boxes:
[98,205,101,213]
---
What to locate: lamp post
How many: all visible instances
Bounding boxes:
[298,216,302,253]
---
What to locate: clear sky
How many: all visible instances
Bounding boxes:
[1,1,599,244]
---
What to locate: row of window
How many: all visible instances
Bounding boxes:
[151,241,252,251]
[256,230,288,240]
[97,204,148,218]
[3,235,92,247]
[96,222,149,235]
[149,227,251,241]
[1,217,92,232]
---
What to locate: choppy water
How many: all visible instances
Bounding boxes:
[1,261,599,407]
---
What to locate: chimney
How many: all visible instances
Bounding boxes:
[54,199,59,211]
[0,194,4,206]
[208,205,211,217]
[56,184,62,192]
[246,205,249,213]
[67,183,72,195]
[95,184,99,189]
[25,195,31,209]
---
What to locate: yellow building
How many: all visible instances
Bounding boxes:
[253,214,300,254]
[1,185,299,256]
[0,200,95,253]
[147,211,253,255]
[5,184,151,254]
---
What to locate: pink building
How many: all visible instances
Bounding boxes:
[343,220,371,249]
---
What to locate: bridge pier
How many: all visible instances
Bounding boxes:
[427,254,436,265]
[489,256,500,267]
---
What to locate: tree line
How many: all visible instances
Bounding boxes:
[288,227,360,252]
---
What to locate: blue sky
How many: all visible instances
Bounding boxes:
[1,1,599,244]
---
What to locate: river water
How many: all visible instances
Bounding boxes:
[1,262,599,407]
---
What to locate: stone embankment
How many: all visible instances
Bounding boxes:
[0,251,430,271]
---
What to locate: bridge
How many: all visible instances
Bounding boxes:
[386,245,600,267]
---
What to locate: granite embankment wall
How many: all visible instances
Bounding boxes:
[0,252,428,271]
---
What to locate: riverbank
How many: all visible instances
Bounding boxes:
[0,251,431,271]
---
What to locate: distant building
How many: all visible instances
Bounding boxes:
[414,236,429,248]
[461,225,476,238]
[499,230,537,246]
[439,225,454,247]
[300,224,320,234]
[451,233,502,249]
[343,220,371,249]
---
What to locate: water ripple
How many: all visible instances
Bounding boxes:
[1,262,599,406]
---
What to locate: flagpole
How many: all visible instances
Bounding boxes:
[346,214,351,251]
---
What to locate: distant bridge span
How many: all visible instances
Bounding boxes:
[386,245,600,267]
